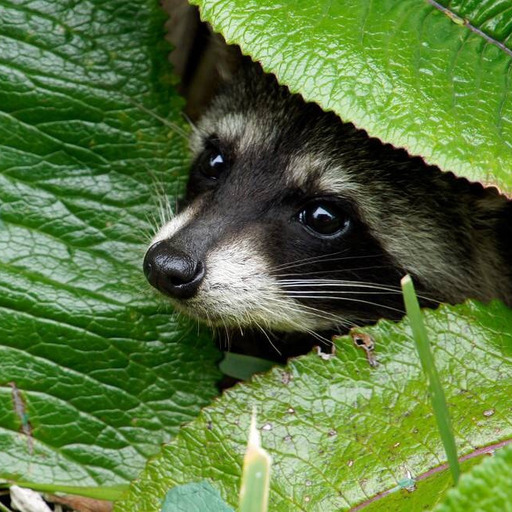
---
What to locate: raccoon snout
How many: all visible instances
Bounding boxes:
[143,240,205,299]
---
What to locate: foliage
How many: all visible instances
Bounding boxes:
[118,301,512,511]
[0,0,220,489]
[191,0,512,191]
[1,0,511,510]
[435,444,512,512]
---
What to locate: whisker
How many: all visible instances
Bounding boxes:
[256,296,358,345]
[288,290,400,296]
[277,279,440,304]
[181,112,201,136]
[279,279,401,288]
[272,252,385,272]
[302,328,332,347]
[271,250,349,270]
[141,211,161,243]
[127,97,189,139]
[220,316,231,351]
[272,265,395,278]
[140,169,181,244]
[263,295,353,329]
[255,322,282,356]
[282,295,405,314]
[278,280,403,293]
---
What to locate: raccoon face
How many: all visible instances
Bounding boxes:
[143,60,511,337]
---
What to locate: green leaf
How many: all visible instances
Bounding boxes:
[362,456,484,511]
[0,0,220,487]
[161,482,235,512]
[435,444,512,512]
[219,353,277,381]
[191,0,512,191]
[117,300,512,511]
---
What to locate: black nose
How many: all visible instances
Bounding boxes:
[143,240,205,299]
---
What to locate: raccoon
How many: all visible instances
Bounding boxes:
[143,58,512,358]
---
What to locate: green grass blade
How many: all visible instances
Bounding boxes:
[401,275,460,484]
[0,501,11,512]
[239,410,271,512]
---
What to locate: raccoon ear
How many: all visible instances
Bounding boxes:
[166,1,243,119]
[209,34,243,82]
[183,33,245,119]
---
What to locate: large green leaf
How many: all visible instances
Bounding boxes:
[435,444,512,511]
[191,0,512,191]
[0,0,220,487]
[117,300,512,511]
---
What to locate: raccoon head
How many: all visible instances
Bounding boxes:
[143,59,512,341]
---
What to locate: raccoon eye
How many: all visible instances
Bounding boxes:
[199,137,228,180]
[299,201,351,237]
[202,151,226,179]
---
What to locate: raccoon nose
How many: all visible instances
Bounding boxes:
[143,241,205,299]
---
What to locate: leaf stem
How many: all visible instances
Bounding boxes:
[7,482,126,502]
[401,275,460,484]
